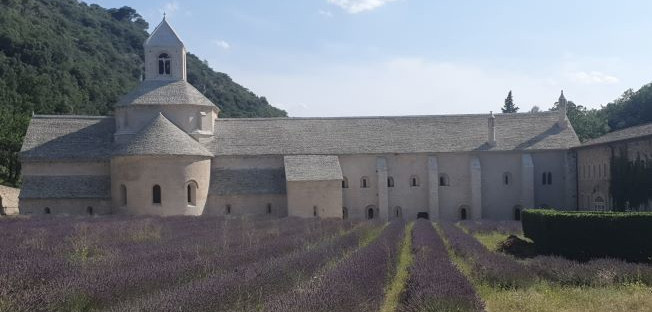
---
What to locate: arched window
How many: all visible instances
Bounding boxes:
[367,207,374,219]
[514,205,522,221]
[342,177,349,189]
[267,203,272,214]
[503,172,512,186]
[226,204,231,215]
[395,206,402,219]
[44,207,51,214]
[153,185,162,204]
[186,181,197,206]
[594,196,606,211]
[87,206,94,216]
[547,172,552,185]
[410,175,420,187]
[387,176,395,188]
[158,53,171,75]
[120,184,127,206]
[342,207,348,220]
[439,174,449,186]
[313,206,318,217]
[542,172,547,185]
[360,177,369,188]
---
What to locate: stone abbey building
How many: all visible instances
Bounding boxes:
[19,18,582,220]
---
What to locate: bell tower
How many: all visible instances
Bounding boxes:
[144,16,187,81]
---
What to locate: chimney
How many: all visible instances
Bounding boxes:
[488,111,496,147]
[557,90,569,129]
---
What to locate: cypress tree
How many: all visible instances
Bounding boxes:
[501,90,519,113]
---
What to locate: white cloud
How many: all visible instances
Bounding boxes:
[318,10,334,17]
[327,0,398,14]
[214,40,231,50]
[570,71,619,84]
[160,2,179,16]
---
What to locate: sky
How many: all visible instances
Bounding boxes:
[89,0,652,117]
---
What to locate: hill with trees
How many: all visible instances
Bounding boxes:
[549,83,652,143]
[0,0,286,186]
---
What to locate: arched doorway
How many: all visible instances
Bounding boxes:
[593,195,606,211]
[342,207,348,220]
[366,205,377,220]
[459,205,470,220]
[87,206,94,216]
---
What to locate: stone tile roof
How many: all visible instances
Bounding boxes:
[113,113,213,157]
[19,176,110,199]
[20,116,115,162]
[210,169,286,195]
[144,18,184,47]
[206,112,580,156]
[579,122,652,148]
[0,185,19,208]
[284,155,343,182]
[116,80,215,108]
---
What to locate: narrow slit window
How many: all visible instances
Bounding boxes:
[153,185,162,204]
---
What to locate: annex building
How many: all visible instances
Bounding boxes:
[18,18,581,221]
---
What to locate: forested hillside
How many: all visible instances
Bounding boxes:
[0,0,286,186]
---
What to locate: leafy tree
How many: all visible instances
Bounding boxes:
[529,106,541,113]
[549,99,609,142]
[501,90,519,113]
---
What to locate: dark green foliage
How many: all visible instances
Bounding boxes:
[501,90,519,113]
[550,100,609,142]
[549,82,652,142]
[0,0,286,186]
[522,209,652,262]
[610,156,652,211]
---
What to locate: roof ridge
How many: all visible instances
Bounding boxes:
[32,115,113,119]
[216,111,557,121]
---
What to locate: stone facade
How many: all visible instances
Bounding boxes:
[575,123,652,211]
[18,18,583,220]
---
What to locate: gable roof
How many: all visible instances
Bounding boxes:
[144,17,184,47]
[205,112,580,156]
[284,155,343,182]
[116,80,216,108]
[20,116,115,162]
[579,122,652,148]
[20,175,110,199]
[113,113,213,157]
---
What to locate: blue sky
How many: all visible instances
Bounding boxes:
[90,0,652,117]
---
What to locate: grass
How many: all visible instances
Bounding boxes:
[380,222,414,312]
[437,223,652,312]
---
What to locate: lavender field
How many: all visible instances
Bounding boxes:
[0,217,651,312]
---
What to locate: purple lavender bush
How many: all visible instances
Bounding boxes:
[263,220,406,312]
[525,255,652,287]
[399,219,484,312]
[440,222,535,289]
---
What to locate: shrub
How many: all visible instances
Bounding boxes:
[521,209,652,262]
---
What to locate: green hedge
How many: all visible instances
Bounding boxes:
[522,209,652,262]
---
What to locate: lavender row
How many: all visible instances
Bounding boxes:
[264,220,406,312]
[458,220,522,235]
[399,220,484,312]
[525,255,652,287]
[105,223,375,312]
[439,223,534,288]
[0,217,355,311]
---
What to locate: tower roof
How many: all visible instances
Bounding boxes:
[144,17,184,47]
[116,80,216,108]
[113,113,213,157]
